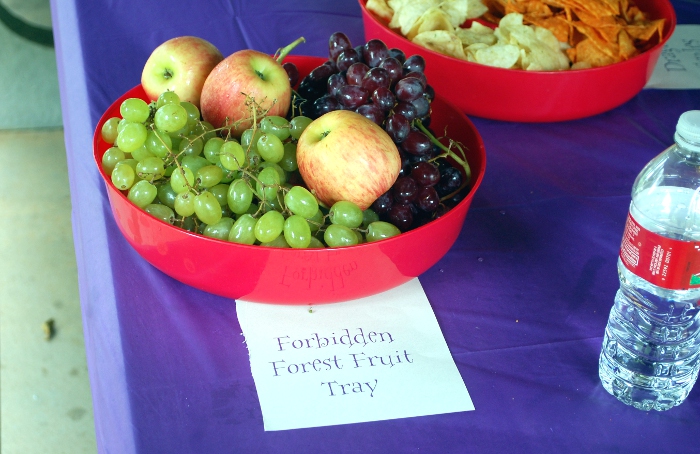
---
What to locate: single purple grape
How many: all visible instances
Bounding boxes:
[384,113,410,143]
[388,48,406,63]
[361,67,390,93]
[379,57,403,87]
[308,64,337,82]
[401,130,433,156]
[388,202,414,231]
[394,77,424,102]
[327,73,347,97]
[329,32,352,62]
[411,161,440,187]
[414,186,440,212]
[282,62,299,87]
[394,101,417,121]
[412,96,431,119]
[355,104,385,126]
[393,176,419,203]
[403,71,427,88]
[403,54,426,74]
[336,47,361,72]
[362,39,390,68]
[346,62,370,86]
[436,165,463,197]
[337,85,369,109]
[313,95,340,117]
[372,191,393,214]
[371,87,395,111]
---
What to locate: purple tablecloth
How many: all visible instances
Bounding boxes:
[50,0,700,452]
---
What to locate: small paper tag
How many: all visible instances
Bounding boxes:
[236,278,474,431]
[645,25,700,90]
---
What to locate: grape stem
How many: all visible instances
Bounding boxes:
[415,119,471,183]
[274,37,306,63]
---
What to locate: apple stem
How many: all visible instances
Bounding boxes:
[275,37,306,63]
[415,119,471,183]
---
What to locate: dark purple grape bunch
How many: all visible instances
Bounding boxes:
[293,32,465,232]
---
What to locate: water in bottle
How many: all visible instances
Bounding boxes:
[599,110,700,411]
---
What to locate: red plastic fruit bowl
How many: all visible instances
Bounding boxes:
[359,0,676,122]
[93,55,486,304]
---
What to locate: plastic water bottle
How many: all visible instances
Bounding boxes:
[599,110,700,411]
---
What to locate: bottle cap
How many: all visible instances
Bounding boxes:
[676,110,700,146]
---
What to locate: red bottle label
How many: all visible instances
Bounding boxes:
[619,213,700,290]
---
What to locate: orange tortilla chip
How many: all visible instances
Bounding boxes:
[575,38,617,66]
[618,29,638,59]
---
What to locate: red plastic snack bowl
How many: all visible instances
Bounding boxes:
[93,56,486,304]
[359,0,676,122]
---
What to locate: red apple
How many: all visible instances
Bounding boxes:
[199,49,291,136]
[141,36,223,109]
[296,110,401,210]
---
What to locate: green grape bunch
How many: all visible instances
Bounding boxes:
[99,90,402,249]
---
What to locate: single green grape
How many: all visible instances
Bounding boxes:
[366,221,401,242]
[241,128,263,152]
[195,120,216,142]
[217,162,239,183]
[178,134,204,156]
[329,200,363,228]
[283,214,312,248]
[116,122,148,153]
[279,142,298,172]
[209,184,230,211]
[135,156,166,181]
[307,209,324,233]
[145,129,173,158]
[180,101,200,123]
[323,224,359,247]
[111,161,136,190]
[101,146,125,175]
[156,91,180,108]
[308,236,325,248]
[219,140,246,171]
[127,180,157,208]
[258,162,287,185]
[156,182,178,209]
[203,137,225,164]
[144,204,175,224]
[120,98,150,123]
[260,115,291,140]
[196,165,223,188]
[228,214,257,245]
[203,217,234,240]
[257,133,284,163]
[289,115,313,140]
[181,155,209,177]
[260,235,290,248]
[154,103,188,133]
[130,144,155,161]
[101,117,120,144]
[227,178,254,214]
[254,210,284,243]
[256,166,281,204]
[362,208,380,228]
[194,191,222,225]
[170,166,195,193]
[174,190,196,217]
[284,186,319,219]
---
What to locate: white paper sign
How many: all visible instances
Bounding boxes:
[645,25,700,89]
[236,278,474,431]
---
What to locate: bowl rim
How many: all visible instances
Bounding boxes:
[358,0,677,76]
[93,56,487,254]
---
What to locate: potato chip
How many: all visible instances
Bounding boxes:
[407,7,455,40]
[366,0,394,23]
[471,42,521,67]
[413,30,469,59]
[454,21,498,46]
